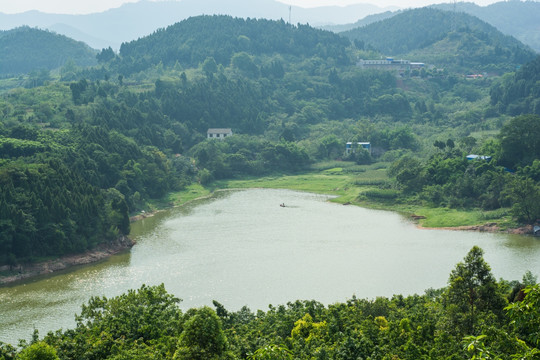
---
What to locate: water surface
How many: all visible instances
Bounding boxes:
[1,189,539,345]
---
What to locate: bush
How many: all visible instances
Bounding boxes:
[361,189,399,200]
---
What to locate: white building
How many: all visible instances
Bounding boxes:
[357,58,425,72]
[207,128,233,140]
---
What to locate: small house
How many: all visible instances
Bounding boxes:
[207,128,233,140]
[466,154,492,161]
[346,142,371,155]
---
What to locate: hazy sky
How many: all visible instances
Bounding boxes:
[0,0,504,14]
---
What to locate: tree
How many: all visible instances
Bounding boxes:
[174,306,231,360]
[249,345,292,360]
[434,140,446,151]
[443,246,507,336]
[505,284,540,349]
[231,52,259,77]
[0,342,16,360]
[502,176,540,224]
[60,58,79,81]
[499,114,540,168]
[105,188,130,236]
[355,148,372,165]
[75,284,182,342]
[388,155,425,193]
[96,47,116,63]
[317,135,342,159]
[202,57,218,76]
[17,342,59,360]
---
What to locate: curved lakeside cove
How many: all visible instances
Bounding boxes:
[1,188,540,345]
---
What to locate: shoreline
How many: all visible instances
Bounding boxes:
[416,222,533,235]
[0,236,135,286]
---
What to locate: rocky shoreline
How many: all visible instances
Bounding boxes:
[0,236,135,286]
[0,209,160,286]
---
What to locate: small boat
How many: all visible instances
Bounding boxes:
[280,203,286,207]
[534,226,540,236]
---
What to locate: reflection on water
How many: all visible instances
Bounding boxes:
[1,189,539,345]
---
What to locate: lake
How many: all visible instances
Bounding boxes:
[1,188,539,345]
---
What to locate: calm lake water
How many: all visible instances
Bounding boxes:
[1,188,540,345]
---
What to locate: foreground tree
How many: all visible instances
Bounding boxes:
[174,307,232,360]
[442,246,507,336]
[46,284,182,360]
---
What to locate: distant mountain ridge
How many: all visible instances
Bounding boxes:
[432,1,540,53]
[0,0,396,50]
[0,27,97,75]
[329,1,540,53]
[320,11,398,33]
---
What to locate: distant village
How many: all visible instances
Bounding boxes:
[357,57,426,72]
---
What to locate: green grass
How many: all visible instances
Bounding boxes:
[168,183,213,205]
[215,173,353,197]
[143,183,212,212]
[418,207,517,228]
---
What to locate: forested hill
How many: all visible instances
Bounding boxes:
[342,8,536,73]
[0,27,97,76]
[116,15,351,75]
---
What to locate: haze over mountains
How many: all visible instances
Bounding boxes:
[324,1,540,53]
[0,0,397,50]
[1,0,538,52]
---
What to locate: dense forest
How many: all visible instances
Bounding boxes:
[1,247,540,359]
[117,16,351,75]
[0,13,539,274]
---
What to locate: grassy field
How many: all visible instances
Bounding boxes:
[143,183,212,212]
[160,161,516,230]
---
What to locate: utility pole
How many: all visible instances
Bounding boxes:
[289,6,292,25]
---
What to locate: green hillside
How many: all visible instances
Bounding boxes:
[117,15,351,75]
[491,54,540,116]
[405,28,532,74]
[342,7,535,73]
[0,26,97,76]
